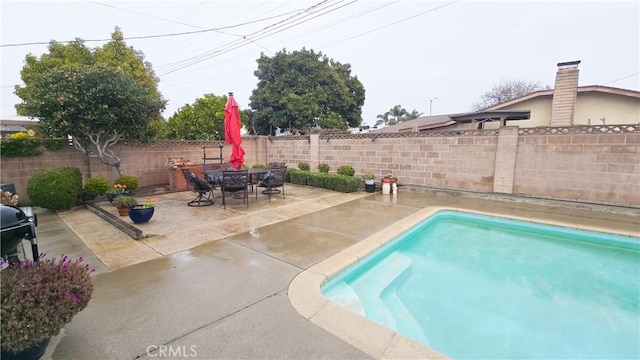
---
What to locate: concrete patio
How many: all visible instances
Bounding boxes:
[30,184,639,360]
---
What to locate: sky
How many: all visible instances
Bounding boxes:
[1,0,639,126]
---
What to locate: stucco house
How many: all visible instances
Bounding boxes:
[0,115,40,138]
[373,60,640,133]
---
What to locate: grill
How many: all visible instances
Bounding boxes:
[0,204,38,262]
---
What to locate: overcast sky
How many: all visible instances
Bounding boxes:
[1,0,638,126]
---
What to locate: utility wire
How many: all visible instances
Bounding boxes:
[0,9,306,48]
[87,1,207,30]
[602,72,639,86]
[322,0,460,47]
[156,0,344,76]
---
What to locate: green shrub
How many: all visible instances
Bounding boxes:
[0,137,67,157]
[82,177,109,201]
[285,168,358,193]
[317,163,330,173]
[336,165,355,177]
[252,164,267,169]
[27,167,83,210]
[0,137,41,157]
[298,162,310,171]
[307,172,330,188]
[42,138,67,151]
[287,169,308,185]
[113,175,140,193]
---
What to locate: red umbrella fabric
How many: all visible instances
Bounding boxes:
[224,93,245,169]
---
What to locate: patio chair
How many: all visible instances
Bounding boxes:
[257,165,287,202]
[181,168,214,207]
[221,169,249,209]
[253,162,286,193]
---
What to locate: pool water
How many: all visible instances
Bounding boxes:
[321,211,640,359]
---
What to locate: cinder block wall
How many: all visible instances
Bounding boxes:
[514,131,639,205]
[1,126,637,207]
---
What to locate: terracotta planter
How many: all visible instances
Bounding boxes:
[116,207,129,216]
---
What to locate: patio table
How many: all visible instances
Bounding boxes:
[204,168,270,192]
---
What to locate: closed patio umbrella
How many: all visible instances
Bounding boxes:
[224,92,245,169]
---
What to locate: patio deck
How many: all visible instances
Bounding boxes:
[31,184,639,359]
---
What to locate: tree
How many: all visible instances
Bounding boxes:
[472,79,548,110]
[374,105,423,127]
[163,94,227,140]
[15,27,165,138]
[19,65,165,175]
[249,48,365,135]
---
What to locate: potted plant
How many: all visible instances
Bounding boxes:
[128,197,157,224]
[112,196,138,216]
[361,171,377,185]
[361,171,377,193]
[1,254,94,360]
[105,183,128,203]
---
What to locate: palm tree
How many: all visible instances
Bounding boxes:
[375,105,423,127]
[407,109,423,120]
[375,111,390,127]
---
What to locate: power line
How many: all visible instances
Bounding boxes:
[322,0,460,47]
[156,0,347,76]
[0,9,306,48]
[87,1,207,30]
[603,72,640,86]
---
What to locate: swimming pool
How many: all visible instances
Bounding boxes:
[321,210,640,359]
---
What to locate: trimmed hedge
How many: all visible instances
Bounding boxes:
[286,169,359,193]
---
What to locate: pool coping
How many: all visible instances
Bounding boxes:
[287,206,639,359]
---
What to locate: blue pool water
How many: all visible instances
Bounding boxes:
[321,211,640,359]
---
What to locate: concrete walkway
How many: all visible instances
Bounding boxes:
[34,185,638,360]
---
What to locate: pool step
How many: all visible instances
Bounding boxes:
[327,281,365,316]
[382,286,430,346]
[354,252,414,329]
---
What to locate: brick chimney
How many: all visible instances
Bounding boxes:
[550,60,580,126]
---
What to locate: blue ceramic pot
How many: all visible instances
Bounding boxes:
[128,207,154,224]
[107,193,126,203]
[1,337,50,360]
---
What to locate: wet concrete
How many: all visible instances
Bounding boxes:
[35,185,638,359]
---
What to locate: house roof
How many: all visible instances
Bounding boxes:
[487,85,640,110]
[450,110,530,123]
[370,115,455,133]
[0,125,27,132]
[0,115,40,127]
[370,109,531,133]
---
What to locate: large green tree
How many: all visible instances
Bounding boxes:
[163,94,228,140]
[375,105,422,127]
[15,27,165,137]
[249,48,365,135]
[19,66,164,175]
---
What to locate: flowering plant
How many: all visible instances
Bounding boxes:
[132,197,157,209]
[0,254,94,354]
[105,183,128,195]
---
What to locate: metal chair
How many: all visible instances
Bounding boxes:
[181,168,214,207]
[257,166,286,202]
[221,169,249,209]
